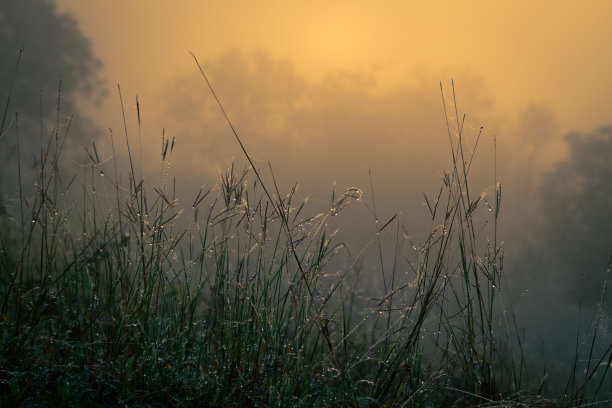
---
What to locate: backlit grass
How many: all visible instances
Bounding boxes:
[0,58,610,407]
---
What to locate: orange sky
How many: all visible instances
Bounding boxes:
[44,0,612,244]
[55,0,612,136]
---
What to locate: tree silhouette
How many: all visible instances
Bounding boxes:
[0,0,102,212]
[530,126,612,302]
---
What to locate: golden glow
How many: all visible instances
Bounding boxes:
[55,1,612,132]
[298,15,364,69]
[53,0,612,140]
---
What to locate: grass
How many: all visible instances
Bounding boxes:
[0,56,611,406]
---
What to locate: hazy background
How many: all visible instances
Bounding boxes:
[2,0,612,378]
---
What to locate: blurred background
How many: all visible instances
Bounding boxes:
[1,0,611,379]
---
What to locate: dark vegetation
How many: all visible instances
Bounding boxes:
[522,127,612,301]
[1,1,612,407]
[1,64,611,407]
[0,0,102,197]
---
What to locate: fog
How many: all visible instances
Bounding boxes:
[2,0,612,393]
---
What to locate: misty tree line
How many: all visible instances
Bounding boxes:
[522,127,612,302]
[0,0,610,306]
[0,0,101,201]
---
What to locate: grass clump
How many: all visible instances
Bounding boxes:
[0,57,610,407]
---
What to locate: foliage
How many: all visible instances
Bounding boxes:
[0,0,102,198]
[0,58,610,407]
[536,127,612,300]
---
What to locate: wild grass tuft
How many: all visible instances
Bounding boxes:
[0,55,610,407]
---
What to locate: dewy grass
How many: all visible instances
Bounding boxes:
[0,55,611,407]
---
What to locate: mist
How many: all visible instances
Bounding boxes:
[83,48,611,373]
[2,0,611,401]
